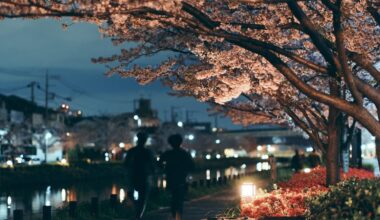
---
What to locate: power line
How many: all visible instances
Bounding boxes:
[55,77,134,104]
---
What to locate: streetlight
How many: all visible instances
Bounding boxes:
[215,139,221,144]
[177,121,183,127]
[241,182,256,198]
[188,134,195,140]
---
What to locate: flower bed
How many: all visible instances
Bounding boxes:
[241,167,374,219]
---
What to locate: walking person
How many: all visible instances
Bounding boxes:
[159,134,194,220]
[308,148,321,168]
[291,149,303,173]
[124,132,155,220]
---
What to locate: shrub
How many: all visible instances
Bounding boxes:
[306,178,380,220]
[240,167,375,219]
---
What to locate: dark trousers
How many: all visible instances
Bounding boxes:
[129,183,149,219]
[170,184,186,218]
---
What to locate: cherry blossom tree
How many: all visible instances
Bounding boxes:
[0,0,379,184]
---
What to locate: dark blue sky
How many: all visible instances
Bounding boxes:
[0,18,240,129]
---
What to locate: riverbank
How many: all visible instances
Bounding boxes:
[53,171,273,220]
[0,158,270,189]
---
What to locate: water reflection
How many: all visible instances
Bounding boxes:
[216,170,221,180]
[61,189,66,202]
[0,164,255,219]
[206,169,211,180]
[256,162,271,171]
[45,186,51,206]
[119,189,126,203]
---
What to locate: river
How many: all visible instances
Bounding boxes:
[0,163,261,219]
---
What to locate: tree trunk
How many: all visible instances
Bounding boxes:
[376,109,380,171]
[326,80,342,186]
[326,108,341,186]
[376,137,380,170]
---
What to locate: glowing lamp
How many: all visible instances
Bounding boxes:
[303,168,311,173]
[241,183,256,198]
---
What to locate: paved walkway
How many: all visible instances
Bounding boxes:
[144,176,270,220]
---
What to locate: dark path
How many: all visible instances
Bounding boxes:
[144,175,270,220]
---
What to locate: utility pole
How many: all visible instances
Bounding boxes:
[171,106,178,123]
[45,71,49,123]
[214,115,219,128]
[28,81,37,105]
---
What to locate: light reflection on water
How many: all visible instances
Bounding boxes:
[0,164,257,219]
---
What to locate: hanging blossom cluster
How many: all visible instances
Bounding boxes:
[1,1,380,150]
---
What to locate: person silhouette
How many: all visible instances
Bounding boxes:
[124,132,154,219]
[291,149,303,173]
[308,148,321,168]
[159,134,194,220]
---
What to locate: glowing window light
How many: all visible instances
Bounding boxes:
[241,183,256,198]
[257,145,263,151]
[133,190,139,201]
[6,160,13,168]
[262,162,270,170]
[267,145,275,152]
[7,196,11,208]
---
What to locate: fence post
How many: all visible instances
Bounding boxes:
[191,181,198,188]
[217,177,223,186]
[13,209,23,220]
[69,201,77,218]
[42,205,51,220]
[110,194,117,207]
[212,177,217,186]
[91,197,99,216]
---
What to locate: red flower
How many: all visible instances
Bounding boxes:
[240,167,374,218]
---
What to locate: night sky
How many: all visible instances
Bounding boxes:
[0,18,240,129]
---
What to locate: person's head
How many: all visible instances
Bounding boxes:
[136,132,148,147]
[168,134,183,149]
[295,149,299,155]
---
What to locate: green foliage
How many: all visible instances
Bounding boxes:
[362,163,375,172]
[306,178,380,220]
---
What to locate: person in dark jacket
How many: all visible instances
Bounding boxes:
[308,149,321,168]
[124,132,154,220]
[291,149,303,172]
[159,134,194,220]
